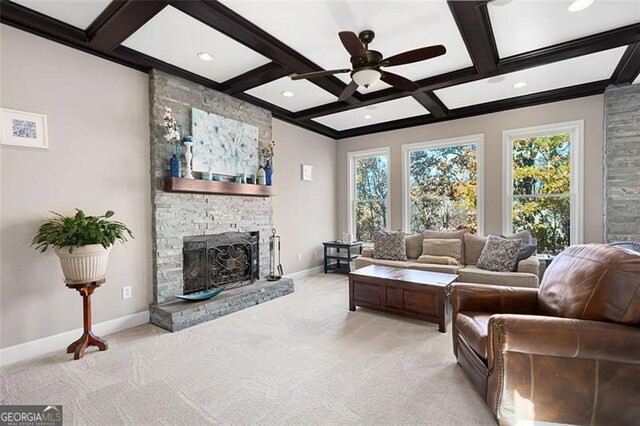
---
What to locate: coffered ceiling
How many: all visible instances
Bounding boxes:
[2,0,640,139]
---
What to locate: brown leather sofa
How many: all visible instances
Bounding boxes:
[451,244,640,425]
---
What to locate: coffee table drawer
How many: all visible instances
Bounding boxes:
[403,289,438,315]
[353,282,382,306]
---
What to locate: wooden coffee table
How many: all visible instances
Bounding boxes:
[349,265,458,332]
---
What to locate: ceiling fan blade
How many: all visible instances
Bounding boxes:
[291,69,351,80]
[338,31,367,61]
[380,71,420,92]
[338,80,359,102]
[382,45,446,67]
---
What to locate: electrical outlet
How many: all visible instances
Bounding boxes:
[122,286,132,300]
[297,253,302,262]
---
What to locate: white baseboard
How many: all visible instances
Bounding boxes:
[0,311,149,367]
[285,265,324,280]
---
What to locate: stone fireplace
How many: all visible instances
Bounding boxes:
[183,231,259,294]
[148,70,293,332]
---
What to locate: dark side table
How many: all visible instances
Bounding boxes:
[323,241,363,274]
[65,277,108,360]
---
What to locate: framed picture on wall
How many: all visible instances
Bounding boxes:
[1,108,49,149]
[301,164,314,182]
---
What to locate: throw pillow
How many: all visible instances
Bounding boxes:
[373,229,407,261]
[405,233,425,259]
[423,229,469,263]
[464,233,487,265]
[507,230,533,245]
[416,254,460,265]
[477,235,522,272]
[422,238,462,262]
[512,244,537,272]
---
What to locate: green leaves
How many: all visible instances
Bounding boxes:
[31,209,134,253]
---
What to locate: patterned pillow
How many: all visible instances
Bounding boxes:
[373,229,407,261]
[477,235,522,272]
[422,238,462,262]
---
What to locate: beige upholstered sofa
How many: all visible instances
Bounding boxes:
[354,230,540,288]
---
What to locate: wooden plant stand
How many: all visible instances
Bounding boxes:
[65,277,108,360]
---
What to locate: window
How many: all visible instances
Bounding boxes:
[402,135,484,234]
[348,148,390,243]
[503,121,583,254]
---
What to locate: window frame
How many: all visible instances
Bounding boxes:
[401,134,485,235]
[502,120,584,246]
[347,147,391,243]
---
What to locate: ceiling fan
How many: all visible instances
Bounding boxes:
[291,30,446,102]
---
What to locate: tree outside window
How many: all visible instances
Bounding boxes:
[511,134,571,254]
[350,151,389,243]
[407,143,479,233]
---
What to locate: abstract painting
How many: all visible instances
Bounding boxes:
[191,108,259,176]
[1,108,48,149]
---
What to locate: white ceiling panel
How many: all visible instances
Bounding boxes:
[313,96,428,131]
[489,0,640,58]
[435,47,626,109]
[11,0,112,29]
[122,6,270,82]
[221,0,473,94]
[245,77,337,112]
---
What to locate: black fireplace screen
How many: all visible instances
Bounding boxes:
[183,232,259,294]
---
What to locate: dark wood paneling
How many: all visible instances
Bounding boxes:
[87,0,168,51]
[611,43,640,85]
[164,177,275,197]
[220,62,291,94]
[447,0,498,73]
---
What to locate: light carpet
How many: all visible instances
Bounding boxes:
[0,273,495,425]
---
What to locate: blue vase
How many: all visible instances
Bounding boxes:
[264,158,273,186]
[170,153,181,177]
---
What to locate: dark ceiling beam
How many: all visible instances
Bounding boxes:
[411,92,448,118]
[220,62,291,95]
[169,0,360,105]
[447,0,498,73]
[233,93,339,139]
[336,79,610,139]
[86,0,168,52]
[610,43,640,85]
[112,46,222,91]
[0,0,87,44]
[498,23,640,72]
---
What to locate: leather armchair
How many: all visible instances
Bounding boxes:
[451,244,640,425]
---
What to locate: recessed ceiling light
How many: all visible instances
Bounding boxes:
[487,76,506,84]
[513,81,528,89]
[568,0,594,12]
[364,114,373,120]
[197,52,214,61]
[281,91,294,97]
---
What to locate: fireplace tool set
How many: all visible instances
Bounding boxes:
[268,228,284,281]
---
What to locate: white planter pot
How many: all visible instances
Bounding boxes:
[55,244,111,283]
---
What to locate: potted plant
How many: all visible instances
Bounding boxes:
[31,209,133,283]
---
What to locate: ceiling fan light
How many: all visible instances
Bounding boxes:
[352,69,381,89]
[568,0,594,12]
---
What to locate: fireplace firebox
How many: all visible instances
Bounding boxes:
[183,231,259,294]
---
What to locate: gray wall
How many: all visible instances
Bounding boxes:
[0,25,152,348]
[604,83,640,242]
[336,95,606,243]
[0,25,337,348]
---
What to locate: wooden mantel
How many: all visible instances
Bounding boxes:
[163,177,275,197]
